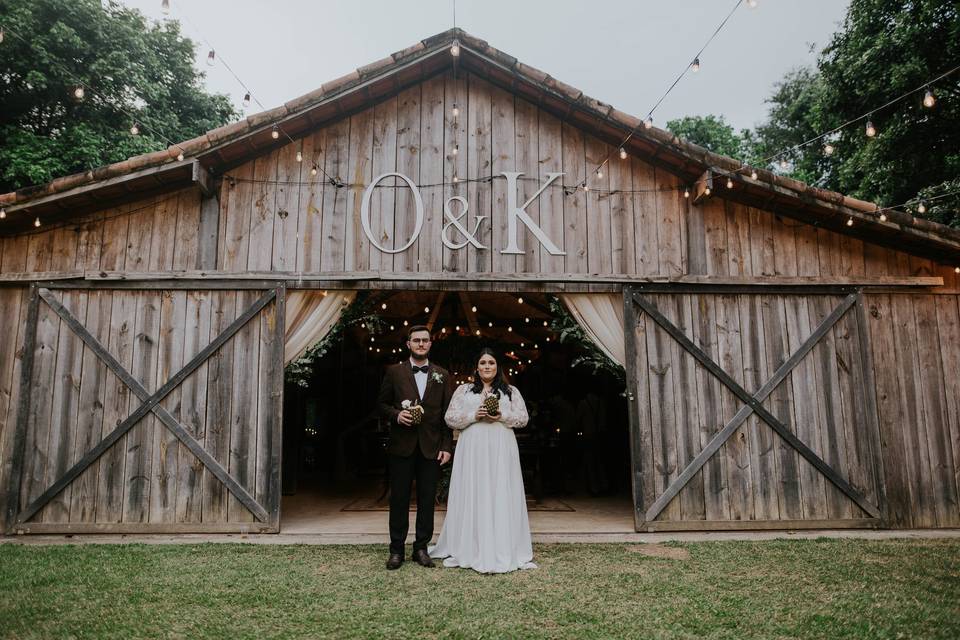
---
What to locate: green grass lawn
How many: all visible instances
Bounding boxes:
[0,539,957,639]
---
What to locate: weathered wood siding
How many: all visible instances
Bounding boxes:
[1,70,958,532]
[0,287,281,532]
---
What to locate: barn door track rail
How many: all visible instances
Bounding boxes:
[629,289,882,523]
[5,287,277,531]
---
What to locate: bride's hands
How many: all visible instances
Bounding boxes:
[475,406,500,422]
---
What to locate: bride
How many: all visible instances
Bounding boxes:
[429,347,537,573]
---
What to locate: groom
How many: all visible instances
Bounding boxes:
[377,325,454,570]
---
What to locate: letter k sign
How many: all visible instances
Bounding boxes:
[499,172,566,256]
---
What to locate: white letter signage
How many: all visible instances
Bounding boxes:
[499,172,566,255]
[360,172,425,254]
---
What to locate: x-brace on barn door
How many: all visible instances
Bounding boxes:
[4,283,285,534]
[622,286,886,532]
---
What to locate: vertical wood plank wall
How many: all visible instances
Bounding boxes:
[1,69,958,529]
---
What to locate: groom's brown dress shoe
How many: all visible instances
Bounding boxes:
[386,553,403,570]
[412,549,435,568]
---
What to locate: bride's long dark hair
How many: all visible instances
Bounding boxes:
[469,347,512,400]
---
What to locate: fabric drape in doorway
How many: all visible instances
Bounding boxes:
[559,293,625,367]
[284,290,356,365]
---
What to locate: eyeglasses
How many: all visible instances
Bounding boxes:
[409,338,432,344]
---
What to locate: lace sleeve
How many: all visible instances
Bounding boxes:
[444,384,475,430]
[499,386,529,429]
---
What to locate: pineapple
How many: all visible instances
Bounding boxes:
[409,403,424,425]
[483,392,500,417]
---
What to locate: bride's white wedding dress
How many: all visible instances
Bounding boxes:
[429,384,537,573]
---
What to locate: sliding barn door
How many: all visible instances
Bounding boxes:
[622,287,886,531]
[3,283,285,534]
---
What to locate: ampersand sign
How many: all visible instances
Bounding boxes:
[441,196,487,250]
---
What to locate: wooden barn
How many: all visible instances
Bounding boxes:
[1,29,958,535]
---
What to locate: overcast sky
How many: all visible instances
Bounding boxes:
[122,0,851,132]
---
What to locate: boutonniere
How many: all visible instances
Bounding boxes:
[431,371,444,384]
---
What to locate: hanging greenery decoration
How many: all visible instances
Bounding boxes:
[547,296,625,384]
[284,292,387,388]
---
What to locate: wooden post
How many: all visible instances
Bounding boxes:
[196,178,222,271]
[621,285,647,530]
[3,285,39,533]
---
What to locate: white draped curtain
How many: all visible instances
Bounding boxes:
[284,290,356,365]
[559,293,625,367]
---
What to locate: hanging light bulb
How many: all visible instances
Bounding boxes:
[691,58,701,73]
[471,305,477,312]
[0,208,6,220]
[161,0,170,14]
[750,169,758,180]
[475,329,481,336]
[582,182,590,192]
[683,187,690,198]
[823,143,835,156]
[955,267,960,274]
[129,122,140,135]
[424,306,430,313]
[917,201,927,214]
[923,89,936,108]
[619,147,627,160]
[726,177,734,189]
[242,92,251,109]
[450,40,460,57]
[488,321,493,327]
[271,126,280,140]
[34,217,41,228]
[73,85,85,100]
[452,144,458,155]
[517,297,524,304]
[508,326,513,332]
[206,49,216,66]
[176,151,184,161]
[879,212,887,222]
[747,0,758,7]
[846,217,854,227]
[543,320,548,326]
[865,120,877,137]
[295,151,303,163]
[596,167,603,179]
[704,186,712,196]
[311,165,318,176]
[381,302,387,310]
[452,175,459,183]
[644,116,653,129]
[452,103,459,118]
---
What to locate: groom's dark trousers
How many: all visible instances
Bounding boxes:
[388,451,439,554]
[377,361,454,556]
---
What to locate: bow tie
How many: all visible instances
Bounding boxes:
[411,365,429,374]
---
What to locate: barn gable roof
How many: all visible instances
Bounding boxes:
[1,28,958,262]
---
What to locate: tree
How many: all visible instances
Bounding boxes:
[753,0,960,227]
[665,115,755,161]
[0,0,237,192]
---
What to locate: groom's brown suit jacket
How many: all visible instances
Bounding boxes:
[377,362,455,458]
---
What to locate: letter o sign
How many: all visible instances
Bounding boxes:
[360,172,424,254]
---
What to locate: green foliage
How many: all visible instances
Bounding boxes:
[752,0,960,224]
[0,0,237,192]
[548,296,625,385]
[284,292,386,388]
[666,115,756,162]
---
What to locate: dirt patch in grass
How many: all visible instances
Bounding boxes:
[628,543,690,560]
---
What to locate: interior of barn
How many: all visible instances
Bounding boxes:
[279,290,635,534]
